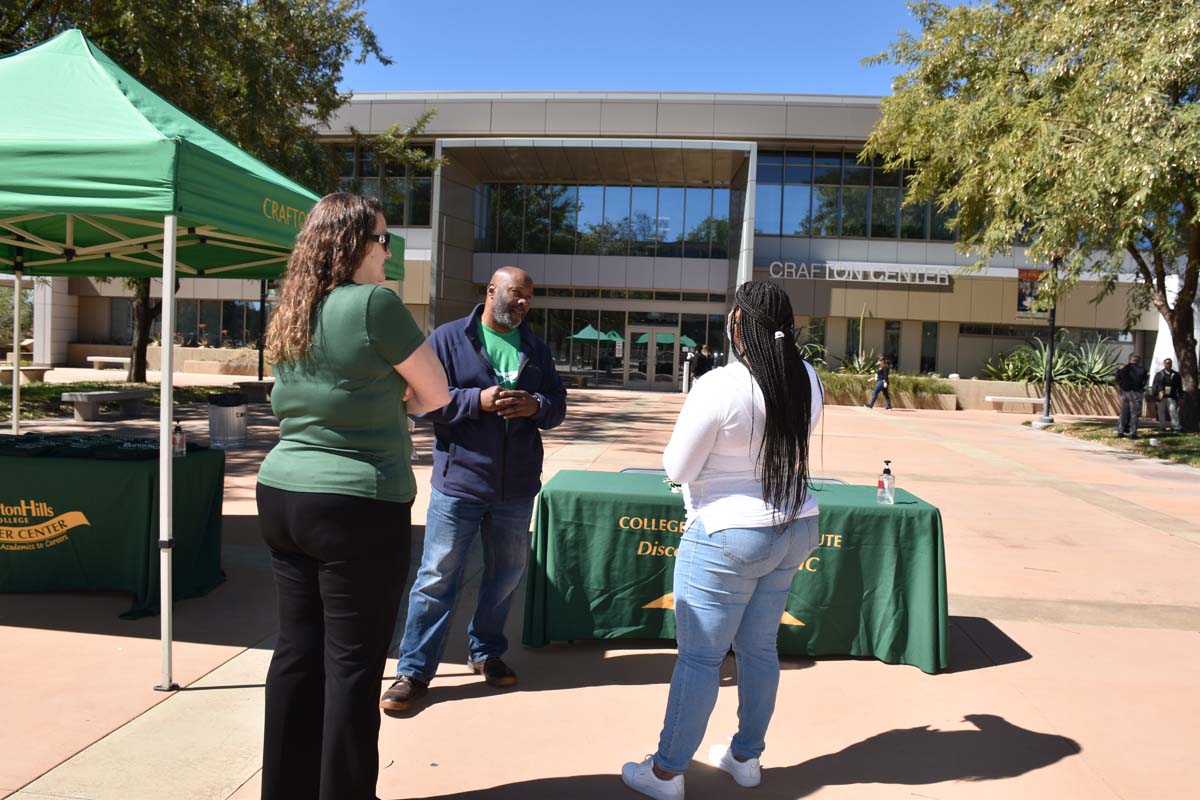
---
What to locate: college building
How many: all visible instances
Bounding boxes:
[32,91,1159,388]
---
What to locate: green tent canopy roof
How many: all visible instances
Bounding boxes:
[570,324,603,340]
[635,332,697,347]
[0,30,403,279]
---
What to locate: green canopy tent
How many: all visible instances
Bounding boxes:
[0,30,404,690]
[635,332,697,348]
[570,324,604,340]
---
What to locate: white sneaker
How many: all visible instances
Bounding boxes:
[621,756,684,799]
[708,743,761,788]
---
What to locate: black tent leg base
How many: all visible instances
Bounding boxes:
[154,683,180,692]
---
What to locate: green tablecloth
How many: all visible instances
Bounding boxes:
[523,470,949,673]
[0,444,225,618]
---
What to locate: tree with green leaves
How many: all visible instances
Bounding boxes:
[1,0,388,381]
[864,0,1200,431]
[0,286,34,358]
[351,108,447,222]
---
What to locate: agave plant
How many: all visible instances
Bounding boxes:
[835,348,881,375]
[793,325,829,369]
[984,332,1121,386]
[1022,335,1081,385]
[1072,337,1121,385]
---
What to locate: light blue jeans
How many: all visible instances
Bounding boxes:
[654,515,819,774]
[396,487,536,684]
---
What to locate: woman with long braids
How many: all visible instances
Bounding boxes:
[622,280,823,799]
[256,193,449,800]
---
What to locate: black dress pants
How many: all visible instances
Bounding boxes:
[256,483,412,800]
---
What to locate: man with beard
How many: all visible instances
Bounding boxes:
[381,267,567,712]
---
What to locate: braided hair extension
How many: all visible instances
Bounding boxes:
[731,281,814,521]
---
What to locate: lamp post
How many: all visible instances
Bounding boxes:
[1035,258,1061,428]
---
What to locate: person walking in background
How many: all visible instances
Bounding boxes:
[692,344,712,379]
[1151,357,1183,433]
[380,266,567,713]
[621,281,824,799]
[255,193,450,800]
[865,355,892,410]
[1115,353,1149,438]
[686,344,712,392]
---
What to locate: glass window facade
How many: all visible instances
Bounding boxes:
[753,148,955,242]
[921,321,938,373]
[480,183,725,260]
[108,298,275,348]
[884,320,902,368]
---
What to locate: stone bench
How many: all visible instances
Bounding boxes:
[0,365,51,385]
[86,355,131,370]
[60,389,152,421]
[985,395,1043,412]
[234,380,274,403]
[562,373,590,389]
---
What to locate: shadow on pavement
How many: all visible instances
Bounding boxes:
[946,616,1033,672]
[396,714,1080,799]
[385,643,816,719]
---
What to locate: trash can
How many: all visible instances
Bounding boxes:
[207,392,247,449]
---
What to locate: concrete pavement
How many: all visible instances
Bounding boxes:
[2,387,1198,799]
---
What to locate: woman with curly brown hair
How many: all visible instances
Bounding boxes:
[256,193,449,800]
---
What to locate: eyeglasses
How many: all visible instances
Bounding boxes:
[372,232,392,248]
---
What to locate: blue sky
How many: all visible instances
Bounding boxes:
[338,0,928,96]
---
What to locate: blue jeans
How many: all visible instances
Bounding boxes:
[396,487,536,683]
[654,515,819,774]
[867,380,892,409]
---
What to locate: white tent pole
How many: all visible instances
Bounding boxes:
[155,215,179,692]
[10,267,21,435]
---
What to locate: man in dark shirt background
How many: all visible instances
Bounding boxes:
[1151,357,1183,433]
[1115,353,1149,438]
[691,344,711,380]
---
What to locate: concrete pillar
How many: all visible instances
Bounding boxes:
[826,317,849,364]
[33,277,77,366]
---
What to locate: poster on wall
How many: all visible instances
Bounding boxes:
[1017,269,1047,318]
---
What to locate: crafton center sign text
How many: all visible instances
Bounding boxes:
[767,261,952,286]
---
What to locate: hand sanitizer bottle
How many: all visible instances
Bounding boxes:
[876,460,895,505]
[172,423,186,458]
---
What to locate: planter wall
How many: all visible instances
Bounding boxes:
[66,343,273,377]
[821,386,958,410]
[946,378,1121,415]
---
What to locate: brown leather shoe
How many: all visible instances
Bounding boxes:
[469,656,518,687]
[379,675,427,712]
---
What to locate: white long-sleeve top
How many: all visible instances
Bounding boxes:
[663,360,823,533]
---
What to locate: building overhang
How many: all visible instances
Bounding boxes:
[435,138,754,187]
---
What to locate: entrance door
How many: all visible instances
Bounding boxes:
[625,327,680,391]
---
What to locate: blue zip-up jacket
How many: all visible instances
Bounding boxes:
[417,304,567,503]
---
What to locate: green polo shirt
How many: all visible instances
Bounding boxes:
[257,283,425,502]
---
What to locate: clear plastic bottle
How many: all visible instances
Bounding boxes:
[876,459,895,505]
[172,423,186,458]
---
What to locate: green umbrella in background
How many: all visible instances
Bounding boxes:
[635,332,697,347]
[570,324,603,340]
